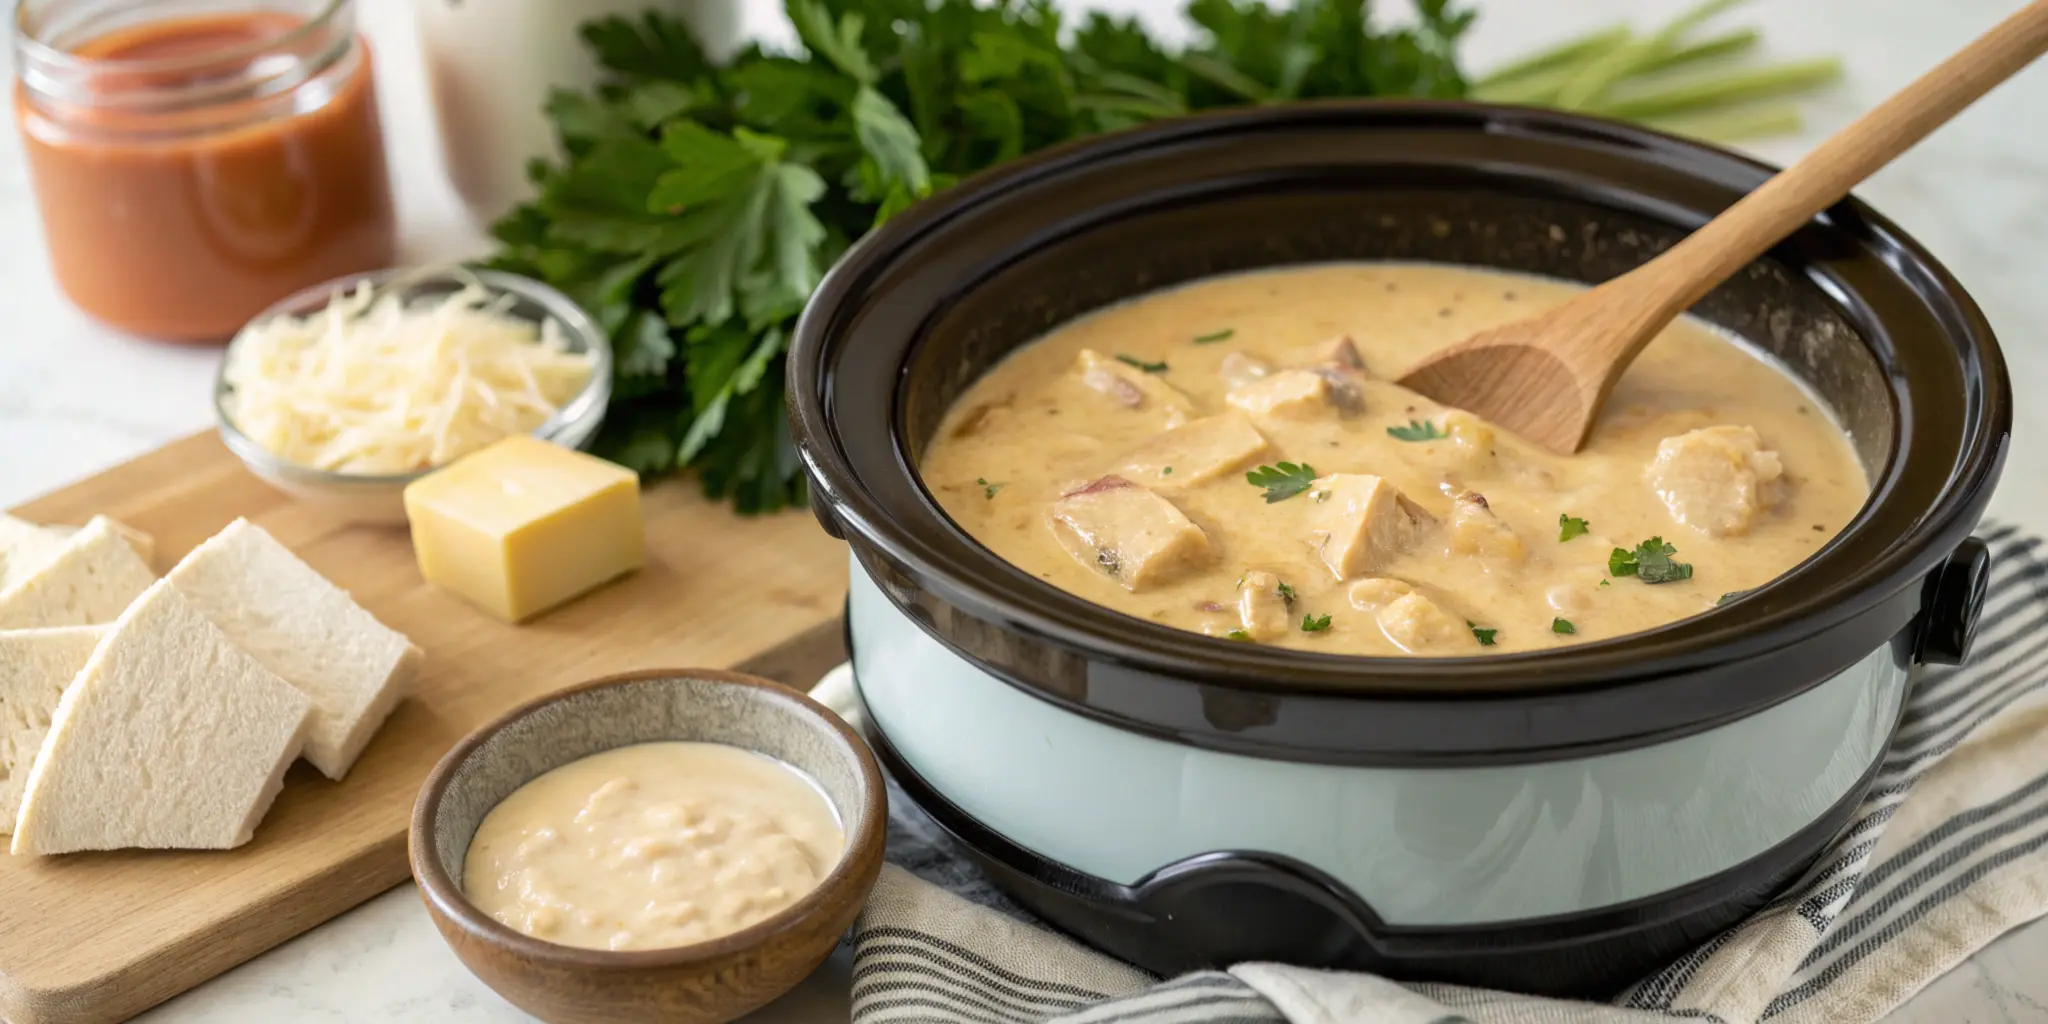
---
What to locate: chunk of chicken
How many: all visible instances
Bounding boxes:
[1235,570,1294,640]
[1073,349,1193,426]
[1119,413,1270,488]
[1051,476,1213,590]
[1376,591,1472,653]
[1220,352,1273,389]
[1441,410,1497,472]
[1226,370,1331,419]
[1344,579,1469,651]
[1306,474,1431,580]
[1305,334,1368,372]
[1225,366,1364,419]
[1445,492,1525,564]
[1307,365,1367,414]
[1646,425,1785,537]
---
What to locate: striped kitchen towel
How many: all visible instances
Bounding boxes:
[810,525,2048,1024]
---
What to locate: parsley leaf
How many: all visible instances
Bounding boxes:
[1558,514,1589,542]
[580,13,713,84]
[1115,353,1169,373]
[975,477,1004,499]
[1635,541,1694,584]
[1468,620,1497,646]
[1224,628,1254,642]
[787,0,878,83]
[1552,617,1576,634]
[1276,581,1298,604]
[1162,466,1174,476]
[495,0,1484,514]
[1194,328,1235,344]
[1717,589,1751,606]
[1609,546,1636,576]
[1610,537,1693,584]
[1302,613,1333,632]
[513,3,1821,519]
[1387,419,1445,442]
[1246,462,1318,503]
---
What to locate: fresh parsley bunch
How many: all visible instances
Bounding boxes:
[490,0,1472,512]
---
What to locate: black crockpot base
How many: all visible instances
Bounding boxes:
[856,667,1899,1000]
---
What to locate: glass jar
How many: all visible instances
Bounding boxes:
[13,0,397,343]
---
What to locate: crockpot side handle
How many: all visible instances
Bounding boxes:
[1916,536,1991,665]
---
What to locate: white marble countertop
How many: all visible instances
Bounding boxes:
[2,0,2044,1021]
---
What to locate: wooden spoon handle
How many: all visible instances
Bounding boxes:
[1627,0,2048,321]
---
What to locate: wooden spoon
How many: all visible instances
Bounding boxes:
[1399,0,2048,454]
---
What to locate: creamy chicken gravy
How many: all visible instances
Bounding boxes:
[463,742,844,951]
[923,263,1868,656]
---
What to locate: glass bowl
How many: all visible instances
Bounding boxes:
[215,267,613,525]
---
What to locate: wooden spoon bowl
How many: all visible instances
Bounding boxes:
[1401,0,2048,453]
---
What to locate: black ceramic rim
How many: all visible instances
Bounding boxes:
[790,101,2010,759]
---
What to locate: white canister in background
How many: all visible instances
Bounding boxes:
[416,0,741,227]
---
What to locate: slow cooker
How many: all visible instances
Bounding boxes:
[786,102,2011,997]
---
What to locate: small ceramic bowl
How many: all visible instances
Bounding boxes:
[409,669,886,1024]
[216,266,612,525]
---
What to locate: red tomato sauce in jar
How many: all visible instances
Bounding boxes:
[13,4,396,342]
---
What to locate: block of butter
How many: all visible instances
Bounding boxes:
[402,436,644,623]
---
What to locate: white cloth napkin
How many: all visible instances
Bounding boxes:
[809,525,2048,1024]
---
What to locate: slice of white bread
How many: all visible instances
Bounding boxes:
[0,517,154,592]
[11,580,311,854]
[0,517,158,629]
[102,520,155,567]
[0,516,70,594]
[0,626,105,835]
[167,519,421,780]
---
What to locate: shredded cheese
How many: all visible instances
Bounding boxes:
[223,275,596,475]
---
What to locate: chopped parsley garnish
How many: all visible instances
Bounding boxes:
[974,477,1004,499]
[1468,620,1498,646]
[1717,590,1751,606]
[1193,328,1236,344]
[1301,613,1333,632]
[1115,354,1168,373]
[1558,514,1590,542]
[1609,537,1693,584]
[1312,489,1331,503]
[1608,548,1632,575]
[1552,617,1577,635]
[1276,581,1298,605]
[1599,579,1610,588]
[1246,462,1318,503]
[1224,628,1254,642]
[1161,466,1173,476]
[1387,419,1444,442]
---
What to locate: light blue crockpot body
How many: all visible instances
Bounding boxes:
[848,558,1906,926]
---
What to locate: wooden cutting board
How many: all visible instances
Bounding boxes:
[0,433,852,1024]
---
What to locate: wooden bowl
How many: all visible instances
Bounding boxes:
[409,668,887,1024]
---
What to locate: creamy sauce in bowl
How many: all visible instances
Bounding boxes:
[463,742,844,952]
[921,263,1869,656]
